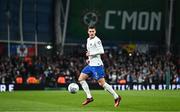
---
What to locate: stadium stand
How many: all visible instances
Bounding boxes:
[0,48,179,89]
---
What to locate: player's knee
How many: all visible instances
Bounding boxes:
[98,81,105,87]
[98,82,103,87]
[78,73,88,82]
[78,75,85,82]
[78,78,83,82]
[78,76,83,82]
[97,78,106,87]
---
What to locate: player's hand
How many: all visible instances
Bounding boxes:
[86,51,90,56]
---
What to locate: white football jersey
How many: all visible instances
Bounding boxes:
[87,36,104,66]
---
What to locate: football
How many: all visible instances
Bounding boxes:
[68,83,79,94]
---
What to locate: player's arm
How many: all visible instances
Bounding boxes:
[88,40,104,56]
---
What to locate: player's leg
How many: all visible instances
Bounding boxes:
[98,78,119,99]
[92,66,121,107]
[97,78,121,107]
[78,73,92,99]
[92,66,119,99]
[78,66,93,105]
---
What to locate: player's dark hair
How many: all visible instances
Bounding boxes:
[88,25,96,30]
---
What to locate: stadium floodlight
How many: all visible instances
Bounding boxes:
[129,53,132,56]
[46,45,52,49]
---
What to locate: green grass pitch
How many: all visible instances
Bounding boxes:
[0,90,180,112]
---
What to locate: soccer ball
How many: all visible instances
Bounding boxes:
[68,83,79,94]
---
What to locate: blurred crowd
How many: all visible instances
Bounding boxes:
[0,48,180,87]
[104,49,180,86]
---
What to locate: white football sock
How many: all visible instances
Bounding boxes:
[103,82,119,99]
[79,80,92,98]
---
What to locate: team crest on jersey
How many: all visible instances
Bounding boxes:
[81,9,101,26]
[97,41,101,45]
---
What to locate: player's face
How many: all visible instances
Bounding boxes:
[88,28,96,38]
